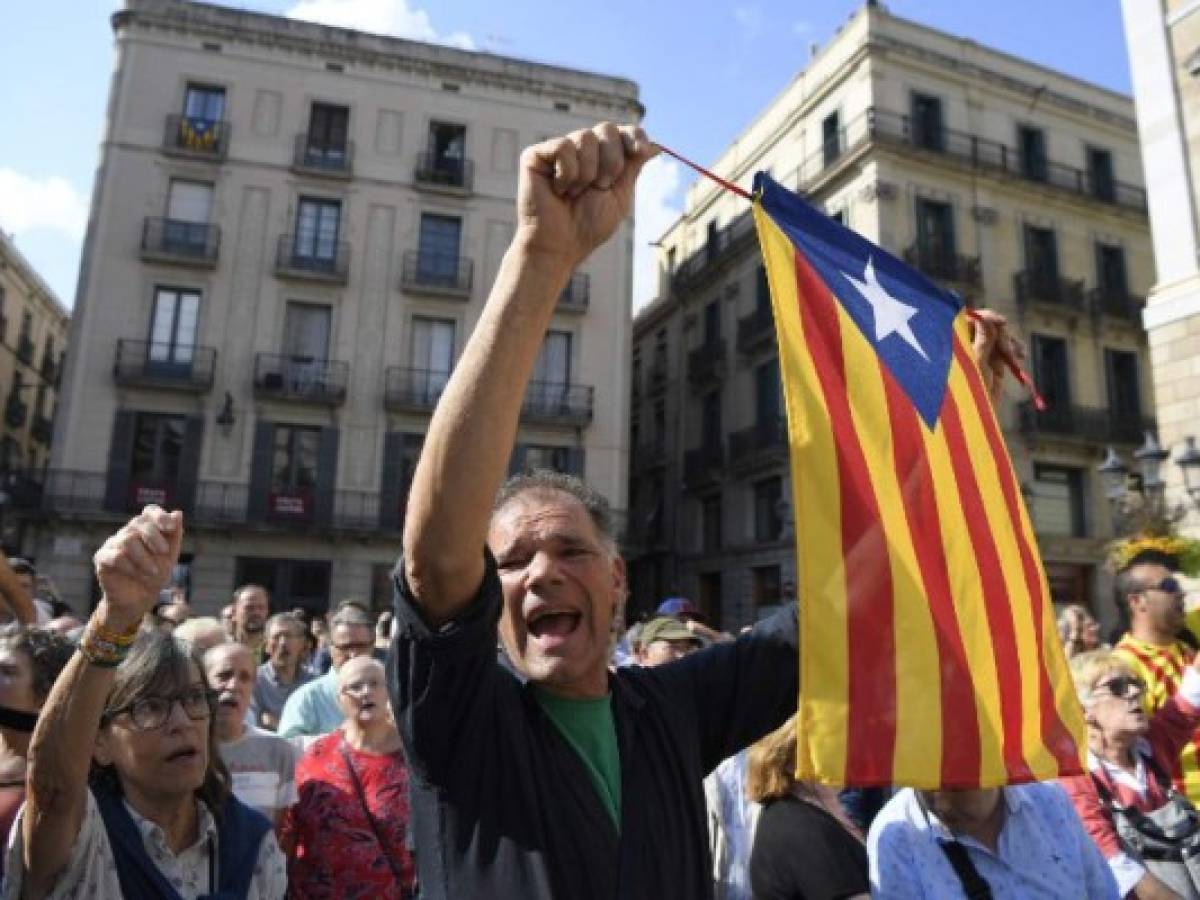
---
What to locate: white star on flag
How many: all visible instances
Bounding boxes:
[843,257,928,360]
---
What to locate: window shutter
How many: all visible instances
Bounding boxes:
[247,421,275,522]
[313,426,340,527]
[175,416,204,514]
[378,431,406,531]
[103,411,137,513]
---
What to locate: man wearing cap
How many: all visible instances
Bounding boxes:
[1112,549,1200,804]
[637,616,704,666]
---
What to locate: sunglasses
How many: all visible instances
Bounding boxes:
[1094,675,1146,700]
[1145,576,1184,597]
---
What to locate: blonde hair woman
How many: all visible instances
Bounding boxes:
[746,715,868,899]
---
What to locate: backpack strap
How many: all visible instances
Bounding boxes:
[939,840,994,900]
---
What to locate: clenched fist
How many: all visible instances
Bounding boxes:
[93,505,183,631]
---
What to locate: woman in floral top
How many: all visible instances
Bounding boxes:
[281,655,415,898]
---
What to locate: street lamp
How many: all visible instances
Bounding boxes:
[1097,432,1200,536]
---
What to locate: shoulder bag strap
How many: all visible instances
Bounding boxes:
[939,840,994,900]
[339,740,410,893]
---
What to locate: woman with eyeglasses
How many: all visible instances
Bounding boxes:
[7,507,287,899]
[1061,648,1200,900]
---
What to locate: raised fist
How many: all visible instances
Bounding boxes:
[93,505,183,630]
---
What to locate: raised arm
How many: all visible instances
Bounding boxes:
[22,506,181,897]
[402,123,655,624]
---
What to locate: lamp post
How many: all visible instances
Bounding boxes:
[1097,432,1200,536]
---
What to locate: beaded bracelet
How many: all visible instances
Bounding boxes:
[77,639,124,669]
[90,619,140,647]
[78,620,135,669]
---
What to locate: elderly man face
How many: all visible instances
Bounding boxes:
[232,587,269,646]
[488,488,625,699]
[329,621,374,671]
[204,643,255,741]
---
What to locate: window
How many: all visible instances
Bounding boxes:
[1095,244,1128,299]
[755,358,782,427]
[282,302,332,394]
[148,287,199,370]
[235,557,331,615]
[417,213,463,284]
[18,312,31,346]
[752,565,782,609]
[426,122,467,183]
[293,198,342,268]
[653,328,668,377]
[163,180,214,254]
[130,413,185,506]
[653,399,666,452]
[1087,148,1115,202]
[34,385,46,418]
[1030,334,1071,412]
[270,425,321,494]
[410,316,455,402]
[306,103,350,163]
[1105,349,1141,422]
[911,93,943,152]
[706,220,719,262]
[701,391,721,446]
[697,572,722,626]
[1031,464,1085,538]
[1017,125,1047,181]
[523,444,579,475]
[822,111,842,166]
[755,265,771,314]
[701,494,722,553]
[754,476,783,542]
[704,300,721,345]
[915,199,955,270]
[1024,225,1059,284]
[532,330,571,386]
[183,84,225,122]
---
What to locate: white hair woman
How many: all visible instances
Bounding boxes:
[1060,648,1200,898]
[281,655,415,898]
[9,507,286,898]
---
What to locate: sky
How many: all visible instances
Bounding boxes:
[0,0,1136,313]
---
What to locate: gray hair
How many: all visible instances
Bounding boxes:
[331,606,373,631]
[265,611,307,638]
[494,470,616,550]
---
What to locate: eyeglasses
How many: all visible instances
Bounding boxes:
[1145,576,1184,597]
[332,641,374,655]
[1094,675,1146,700]
[105,686,216,731]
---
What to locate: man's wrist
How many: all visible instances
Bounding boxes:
[508,232,578,281]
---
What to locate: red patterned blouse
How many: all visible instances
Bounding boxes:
[282,730,416,899]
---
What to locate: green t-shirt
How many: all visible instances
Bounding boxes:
[532,688,622,828]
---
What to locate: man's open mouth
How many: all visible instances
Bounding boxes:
[527,608,583,645]
[217,693,239,708]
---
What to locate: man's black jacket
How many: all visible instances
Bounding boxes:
[389,553,799,900]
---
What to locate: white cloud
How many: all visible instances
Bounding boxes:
[285,0,475,49]
[0,169,87,240]
[632,156,684,314]
[733,4,765,40]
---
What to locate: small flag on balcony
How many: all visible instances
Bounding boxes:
[751,173,1084,788]
[180,117,217,151]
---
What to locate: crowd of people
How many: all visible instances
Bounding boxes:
[0,121,1195,899]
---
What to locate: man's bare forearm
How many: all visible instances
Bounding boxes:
[403,244,571,622]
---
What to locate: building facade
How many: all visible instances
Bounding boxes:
[629,3,1154,630]
[1121,0,1200,540]
[0,231,69,548]
[28,0,640,616]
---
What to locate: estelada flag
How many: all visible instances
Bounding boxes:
[752,173,1085,788]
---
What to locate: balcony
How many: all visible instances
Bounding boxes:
[162,114,229,160]
[520,381,594,427]
[902,244,981,290]
[400,250,473,298]
[40,354,57,384]
[1018,401,1156,446]
[687,339,726,386]
[275,235,350,284]
[1014,270,1086,313]
[16,336,34,366]
[737,305,776,355]
[413,152,474,193]
[729,418,788,474]
[558,273,590,314]
[1089,286,1144,324]
[865,109,1147,214]
[383,367,447,414]
[684,443,725,490]
[672,210,757,293]
[5,398,27,430]
[647,354,669,394]
[30,413,53,446]
[140,218,220,268]
[253,354,348,405]
[292,135,353,178]
[113,340,216,393]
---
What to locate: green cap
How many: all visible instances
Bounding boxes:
[640,616,701,647]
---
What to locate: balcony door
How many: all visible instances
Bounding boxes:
[148,287,199,377]
[1104,349,1141,424]
[183,84,225,123]
[755,358,782,430]
[165,180,213,253]
[915,199,955,272]
[410,316,455,403]
[270,425,321,522]
[306,103,350,166]
[1096,244,1128,300]
[427,122,467,182]
[529,330,571,413]
[283,302,331,395]
[910,93,943,151]
[130,413,185,509]
[293,198,341,270]
[417,213,462,285]
[1030,334,1071,421]
[1017,125,1047,181]
[1024,225,1059,287]
[1088,148,1115,202]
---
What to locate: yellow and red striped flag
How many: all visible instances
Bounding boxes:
[752,173,1085,788]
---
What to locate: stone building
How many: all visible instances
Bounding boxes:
[1121,0,1200,540]
[28,0,640,615]
[629,3,1154,630]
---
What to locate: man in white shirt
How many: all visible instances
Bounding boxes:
[204,642,297,826]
